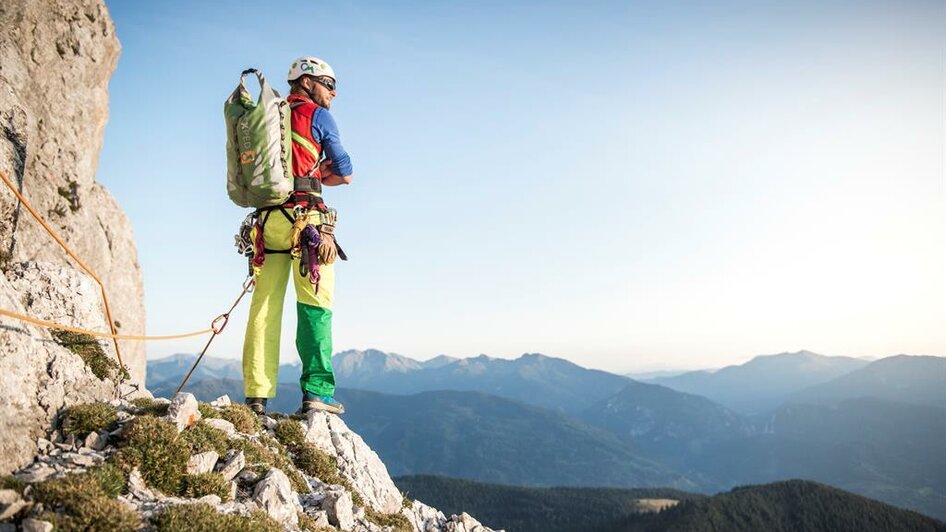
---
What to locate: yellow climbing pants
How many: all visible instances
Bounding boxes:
[242,208,336,399]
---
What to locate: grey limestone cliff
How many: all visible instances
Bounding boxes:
[0,0,146,474]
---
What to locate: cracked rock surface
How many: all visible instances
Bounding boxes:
[0,0,146,474]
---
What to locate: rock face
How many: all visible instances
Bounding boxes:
[0,0,146,474]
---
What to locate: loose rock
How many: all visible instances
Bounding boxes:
[203,418,236,436]
[218,450,245,482]
[252,468,301,528]
[187,451,219,475]
[322,488,355,531]
[166,392,201,431]
[22,519,54,532]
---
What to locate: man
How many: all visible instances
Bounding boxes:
[241,56,352,416]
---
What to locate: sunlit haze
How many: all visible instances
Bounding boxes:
[98,0,945,373]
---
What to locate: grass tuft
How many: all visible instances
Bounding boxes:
[365,506,413,532]
[0,475,26,494]
[115,416,188,494]
[33,471,139,531]
[181,472,232,501]
[197,402,217,419]
[131,397,170,417]
[51,330,129,382]
[273,419,306,449]
[217,404,260,434]
[180,421,231,456]
[62,402,118,438]
[151,503,282,532]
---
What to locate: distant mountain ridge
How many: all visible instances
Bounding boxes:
[650,350,870,414]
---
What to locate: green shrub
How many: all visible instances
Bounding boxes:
[33,472,139,532]
[88,463,126,498]
[273,419,306,449]
[51,330,129,382]
[181,473,232,501]
[0,475,25,494]
[298,512,335,532]
[151,503,281,532]
[217,404,261,434]
[115,416,188,494]
[180,421,231,456]
[62,402,118,437]
[197,402,217,419]
[232,438,309,494]
[293,444,337,481]
[131,397,170,417]
[366,506,413,532]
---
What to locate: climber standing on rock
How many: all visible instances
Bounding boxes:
[239,57,352,416]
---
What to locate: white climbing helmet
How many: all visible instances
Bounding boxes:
[287,57,336,82]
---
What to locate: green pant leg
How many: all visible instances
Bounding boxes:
[242,219,292,399]
[296,303,335,397]
[293,244,336,397]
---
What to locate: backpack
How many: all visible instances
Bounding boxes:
[224,69,293,208]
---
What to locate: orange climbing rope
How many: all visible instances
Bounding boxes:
[0,169,253,385]
[1,169,125,366]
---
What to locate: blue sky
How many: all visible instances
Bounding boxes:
[99,0,945,372]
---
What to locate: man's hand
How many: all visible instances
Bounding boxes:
[318,158,352,186]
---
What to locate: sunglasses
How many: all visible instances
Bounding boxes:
[314,77,336,92]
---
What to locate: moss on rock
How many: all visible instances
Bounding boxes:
[273,418,306,449]
[51,330,129,382]
[33,471,139,532]
[181,472,232,501]
[115,416,188,494]
[151,503,282,532]
[216,404,261,434]
[131,397,170,417]
[180,421,231,456]
[62,402,118,437]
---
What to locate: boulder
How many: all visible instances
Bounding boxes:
[322,487,355,531]
[251,468,301,528]
[187,451,219,475]
[217,450,245,482]
[203,418,236,436]
[166,392,201,431]
[303,411,403,513]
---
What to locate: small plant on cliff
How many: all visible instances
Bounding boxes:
[365,506,413,532]
[180,421,231,456]
[115,416,188,494]
[32,469,139,532]
[216,404,261,434]
[131,397,170,417]
[151,503,281,532]
[273,418,306,449]
[181,472,232,501]
[231,438,309,494]
[62,402,118,437]
[51,330,129,382]
[0,475,25,494]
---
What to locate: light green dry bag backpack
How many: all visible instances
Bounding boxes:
[224,69,293,208]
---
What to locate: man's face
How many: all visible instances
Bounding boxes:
[306,76,336,109]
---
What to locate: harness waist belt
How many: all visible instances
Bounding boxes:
[294,177,322,194]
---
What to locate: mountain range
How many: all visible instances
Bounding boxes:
[149,349,946,520]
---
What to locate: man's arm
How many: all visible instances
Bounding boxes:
[312,108,352,186]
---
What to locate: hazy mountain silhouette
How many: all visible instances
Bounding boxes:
[650,350,869,414]
[790,355,946,408]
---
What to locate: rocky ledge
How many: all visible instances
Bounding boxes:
[0,393,500,532]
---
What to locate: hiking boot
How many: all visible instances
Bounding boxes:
[245,397,267,416]
[300,394,345,415]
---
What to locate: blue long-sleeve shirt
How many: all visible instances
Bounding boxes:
[311,107,353,177]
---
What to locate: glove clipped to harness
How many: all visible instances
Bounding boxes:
[317,211,338,265]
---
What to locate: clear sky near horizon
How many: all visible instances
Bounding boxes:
[98,0,945,373]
